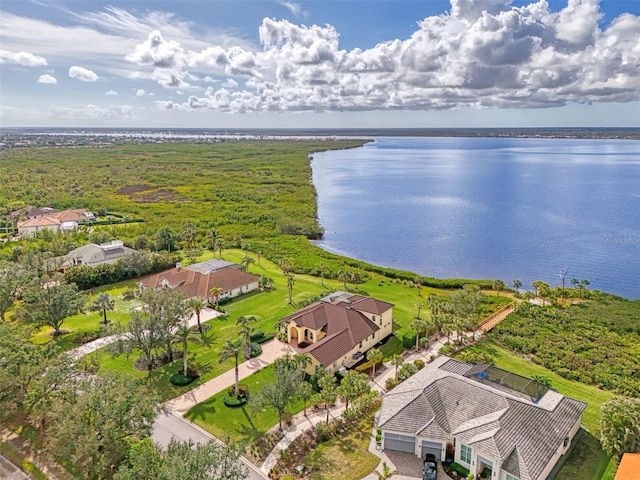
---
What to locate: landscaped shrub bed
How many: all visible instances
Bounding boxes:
[169,373,196,386]
[223,395,247,407]
[444,462,470,478]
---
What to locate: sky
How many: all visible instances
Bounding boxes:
[1,0,640,128]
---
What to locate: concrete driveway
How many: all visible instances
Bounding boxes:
[0,455,29,480]
[383,451,454,480]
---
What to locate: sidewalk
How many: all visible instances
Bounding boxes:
[164,339,295,414]
[68,307,223,361]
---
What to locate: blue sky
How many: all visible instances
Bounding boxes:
[1,0,639,128]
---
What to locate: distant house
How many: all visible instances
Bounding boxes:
[55,240,138,270]
[16,207,94,238]
[138,260,260,302]
[379,356,587,480]
[280,292,394,374]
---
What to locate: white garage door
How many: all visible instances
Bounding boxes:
[384,433,415,453]
[421,441,442,460]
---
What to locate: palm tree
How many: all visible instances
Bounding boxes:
[236,315,257,358]
[409,317,427,350]
[186,296,207,334]
[216,239,225,259]
[174,322,204,376]
[286,274,295,304]
[512,279,522,293]
[208,287,222,309]
[557,267,569,290]
[318,263,328,288]
[241,254,255,273]
[89,292,115,325]
[492,279,506,296]
[391,354,404,381]
[182,221,198,249]
[206,228,218,251]
[414,276,423,296]
[219,339,243,398]
[414,301,424,319]
[154,226,178,252]
[298,382,314,417]
[367,347,384,378]
[279,258,292,275]
[337,269,350,290]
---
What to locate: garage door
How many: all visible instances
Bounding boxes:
[384,433,415,453]
[421,441,442,460]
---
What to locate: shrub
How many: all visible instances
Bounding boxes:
[375,433,382,443]
[223,394,247,407]
[414,359,425,370]
[250,330,265,341]
[448,463,470,477]
[227,383,249,399]
[439,343,457,355]
[398,363,418,381]
[254,333,275,345]
[402,331,417,349]
[169,373,196,386]
[456,350,495,365]
[385,378,400,391]
[249,342,262,358]
[315,421,332,442]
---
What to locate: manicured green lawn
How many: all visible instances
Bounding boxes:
[378,335,404,359]
[185,364,305,444]
[454,341,614,434]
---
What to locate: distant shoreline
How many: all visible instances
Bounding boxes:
[1,126,640,146]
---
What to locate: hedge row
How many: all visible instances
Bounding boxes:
[64,250,178,290]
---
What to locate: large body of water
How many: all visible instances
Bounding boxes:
[311,137,640,299]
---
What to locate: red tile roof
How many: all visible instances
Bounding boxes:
[17,217,61,228]
[615,453,640,480]
[139,266,259,299]
[283,294,393,368]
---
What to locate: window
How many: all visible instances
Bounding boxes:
[506,475,520,480]
[563,437,569,448]
[460,444,472,464]
[372,315,376,322]
[372,332,376,339]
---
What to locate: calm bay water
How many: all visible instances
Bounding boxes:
[311,137,640,299]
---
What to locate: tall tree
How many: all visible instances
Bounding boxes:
[89,292,115,325]
[206,228,219,251]
[240,254,255,273]
[174,322,204,377]
[20,281,85,335]
[600,397,640,462]
[298,381,314,417]
[512,279,522,293]
[181,221,198,249]
[414,301,424,319]
[318,262,328,288]
[45,374,158,480]
[391,354,404,381]
[492,279,506,296]
[251,356,302,430]
[114,438,247,480]
[219,339,243,398]
[236,315,257,359]
[557,267,569,290]
[186,296,207,334]
[141,288,188,363]
[111,310,163,370]
[367,347,384,378]
[286,274,295,305]
[414,276,424,296]
[0,261,27,321]
[314,370,338,423]
[154,226,178,252]
[337,371,370,409]
[409,317,427,350]
[336,269,350,290]
[208,286,223,309]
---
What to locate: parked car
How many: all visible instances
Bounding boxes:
[424,453,437,465]
[422,461,437,480]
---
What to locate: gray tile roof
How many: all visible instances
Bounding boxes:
[379,356,586,480]
[186,259,238,274]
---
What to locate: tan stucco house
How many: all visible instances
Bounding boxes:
[281,292,394,374]
[379,356,586,480]
[16,208,94,238]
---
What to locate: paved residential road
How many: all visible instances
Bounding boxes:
[0,454,30,480]
[152,410,267,480]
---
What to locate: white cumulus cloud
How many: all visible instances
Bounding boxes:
[69,65,99,82]
[136,89,146,97]
[37,74,57,84]
[0,49,47,66]
[128,0,640,114]
[105,90,118,95]
[51,104,133,120]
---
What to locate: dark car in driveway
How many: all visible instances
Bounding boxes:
[423,453,438,465]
